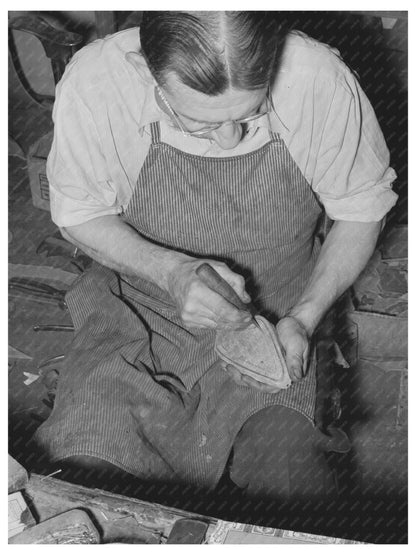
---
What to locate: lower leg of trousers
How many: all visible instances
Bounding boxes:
[228,405,337,530]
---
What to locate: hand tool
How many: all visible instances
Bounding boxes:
[196,262,258,324]
[196,263,291,389]
[33,324,74,332]
[9,277,66,298]
[37,354,65,369]
[8,277,67,309]
[9,263,78,287]
[37,233,92,272]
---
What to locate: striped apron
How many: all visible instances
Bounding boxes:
[35,122,323,489]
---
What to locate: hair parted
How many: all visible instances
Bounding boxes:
[139,11,288,95]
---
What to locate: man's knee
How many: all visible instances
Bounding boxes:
[62,455,116,472]
[229,405,335,501]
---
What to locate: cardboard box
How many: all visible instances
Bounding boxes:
[27,130,53,211]
[8,491,36,539]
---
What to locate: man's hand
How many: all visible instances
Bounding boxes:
[167,259,252,329]
[222,315,310,392]
[275,316,310,381]
[218,220,383,392]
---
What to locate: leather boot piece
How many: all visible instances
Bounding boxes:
[195,263,291,389]
[215,315,291,389]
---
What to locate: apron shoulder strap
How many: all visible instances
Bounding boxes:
[268,129,281,142]
[149,121,161,145]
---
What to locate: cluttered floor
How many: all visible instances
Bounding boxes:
[8,148,408,544]
[8,152,78,467]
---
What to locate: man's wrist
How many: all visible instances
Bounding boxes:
[285,303,322,338]
[158,250,193,293]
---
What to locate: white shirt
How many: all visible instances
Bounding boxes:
[47,28,398,227]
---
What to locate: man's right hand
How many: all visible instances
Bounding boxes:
[167,259,252,330]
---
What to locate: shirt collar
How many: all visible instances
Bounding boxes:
[125,52,171,133]
[136,80,171,134]
[253,108,289,135]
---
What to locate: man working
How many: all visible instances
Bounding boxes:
[35,12,397,525]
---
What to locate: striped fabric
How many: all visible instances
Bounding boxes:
[35,121,323,488]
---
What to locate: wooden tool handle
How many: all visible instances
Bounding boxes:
[196,263,248,311]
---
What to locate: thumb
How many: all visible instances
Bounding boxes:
[276,317,310,381]
[285,349,304,381]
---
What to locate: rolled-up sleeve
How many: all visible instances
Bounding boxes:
[311,67,398,222]
[47,80,120,228]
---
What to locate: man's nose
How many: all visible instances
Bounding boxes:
[211,122,243,149]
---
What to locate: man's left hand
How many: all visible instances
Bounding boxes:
[222,315,310,391]
[275,315,310,381]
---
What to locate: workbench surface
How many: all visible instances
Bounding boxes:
[16,473,365,544]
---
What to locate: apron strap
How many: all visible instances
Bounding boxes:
[149,121,161,145]
[268,129,281,142]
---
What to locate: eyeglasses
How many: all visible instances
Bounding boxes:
[156,84,272,138]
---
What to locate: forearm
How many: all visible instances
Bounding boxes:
[61,215,191,291]
[287,220,381,336]
[61,214,251,329]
